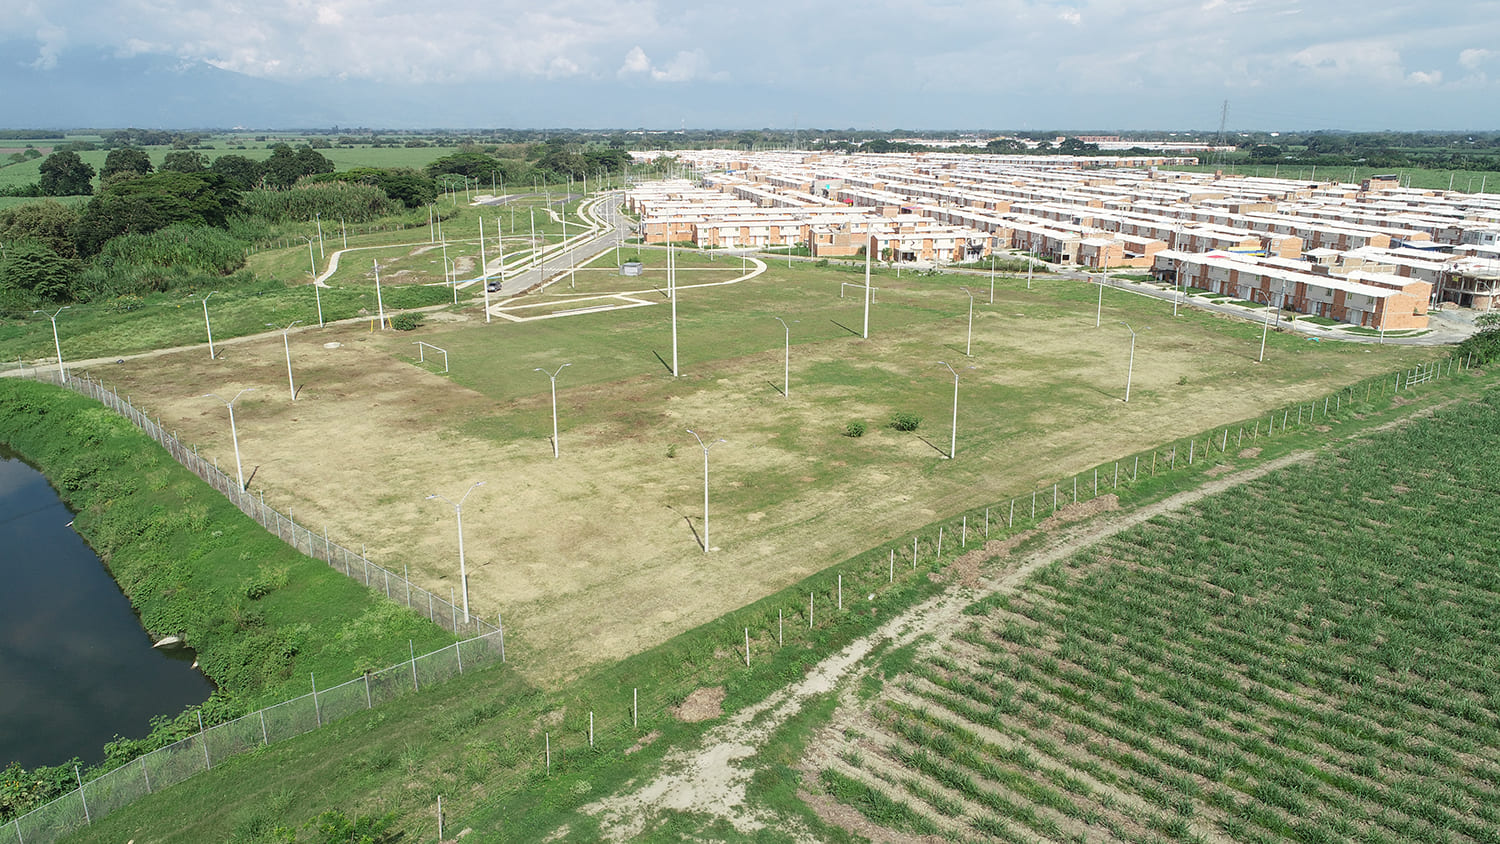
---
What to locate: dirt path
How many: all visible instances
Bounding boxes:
[571,450,1315,840]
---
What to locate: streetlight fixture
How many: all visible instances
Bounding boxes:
[773,317,792,397]
[204,388,254,489]
[686,430,726,553]
[33,306,69,383]
[199,292,218,359]
[266,321,302,400]
[938,361,960,459]
[960,287,975,357]
[534,363,571,459]
[1120,322,1147,402]
[425,481,485,624]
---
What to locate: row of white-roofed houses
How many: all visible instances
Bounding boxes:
[625,153,1500,326]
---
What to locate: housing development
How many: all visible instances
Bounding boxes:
[627,151,1500,330]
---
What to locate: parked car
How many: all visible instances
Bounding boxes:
[486,280,502,292]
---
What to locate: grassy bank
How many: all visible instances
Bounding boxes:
[0,379,454,821]
[56,360,1487,842]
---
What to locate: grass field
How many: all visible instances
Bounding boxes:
[77,255,1441,691]
[1161,162,1499,192]
[813,384,1500,843]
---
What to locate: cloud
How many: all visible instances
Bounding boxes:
[30,23,65,70]
[618,45,718,82]
[1288,40,1405,81]
[1407,69,1442,85]
[1460,47,1494,70]
[619,45,652,76]
[1058,9,1082,24]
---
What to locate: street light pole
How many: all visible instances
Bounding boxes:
[534,364,571,459]
[479,217,491,323]
[33,306,70,383]
[960,287,974,357]
[686,430,725,553]
[1120,322,1145,402]
[372,259,387,329]
[204,388,254,490]
[670,243,679,377]
[989,254,996,304]
[200,291,218,359]
[939,361,959,459]
[863,240,872,339]
[267,321,302,400]
[773,317,790,397]
[426,481,485,624]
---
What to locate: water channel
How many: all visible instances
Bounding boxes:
[0,447,214,770]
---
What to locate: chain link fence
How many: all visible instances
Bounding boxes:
[16,369,493,639]
[3,630,501,844]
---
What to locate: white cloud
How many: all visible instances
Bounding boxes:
[617,44,717,82]
[1407,69,1442,85]
[30,23,65,70]
[619,45,652,76]
[1288,40,1405,81]
[1058,9,1082,24]
[1460,48,1494,70]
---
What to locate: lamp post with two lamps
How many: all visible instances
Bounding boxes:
[535,364,571,459]
[204,388,254,490]
[686,430,725,553]
[267,321,301,400]
[33,306,69,383]
[1120,322,1147,402]
[425,481,485,625]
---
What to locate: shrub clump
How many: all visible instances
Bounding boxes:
[844,420,866,438]
[390,312,424,331]
[889,412,922,432]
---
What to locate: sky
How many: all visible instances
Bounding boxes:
[2,0,1498,131]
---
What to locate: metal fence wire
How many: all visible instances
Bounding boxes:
[3,355,1468,844]
[17,369,493,640]
[5,634,501,844]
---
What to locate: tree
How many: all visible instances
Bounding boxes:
[0,200,81,258]
[101,146,153,180]
[73,171,241,256]
[1248,144,1283,163]
[161,150,207,173]
[36,151,95,196]
[209,154,264,190]
[425,151,503,178]
[0,239,78,303]
[262,144,334,189]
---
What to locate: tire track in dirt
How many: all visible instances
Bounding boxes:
[568,450,1315,840]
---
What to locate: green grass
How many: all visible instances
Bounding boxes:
[0,379,455,812]
[51,356,1488,843]
[1162,162,1500,193]
[1341,325,1428,337]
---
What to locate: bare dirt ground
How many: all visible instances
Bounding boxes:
[83,275,1435,688]
[569,452,1314,841]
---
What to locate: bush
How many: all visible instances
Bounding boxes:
[390,312,424,331]
[889,412,922,432]
[844,420,866,438]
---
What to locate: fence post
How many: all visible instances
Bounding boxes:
[311,673,322,727]
[498,614,506,663]
[141,756,151,793]
[365,673,373,708]
[75,765,89,825]
[457,640,464,674]
[410,640,419,691]
[261,710,269,745]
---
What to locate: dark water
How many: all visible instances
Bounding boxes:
[0,447,214,769]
